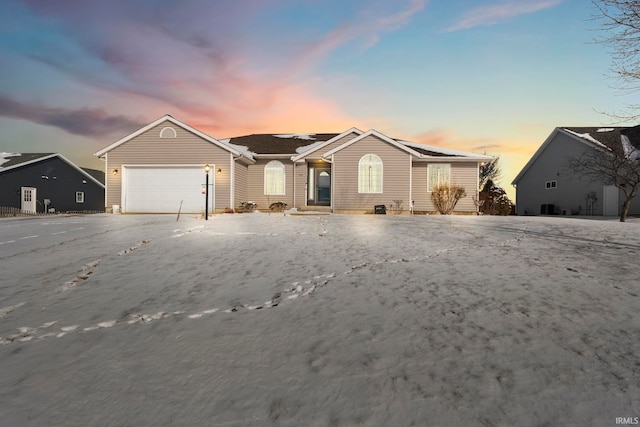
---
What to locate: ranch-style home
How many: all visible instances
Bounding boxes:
[512,125,640,216]
[94,115,492,214]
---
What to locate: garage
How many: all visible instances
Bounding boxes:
[122,166,213,213]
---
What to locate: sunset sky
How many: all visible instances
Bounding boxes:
[1,0,637,201]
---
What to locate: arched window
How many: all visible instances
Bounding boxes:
[358,154,383,193]
[160,127,177,138]
[264,160,285,195]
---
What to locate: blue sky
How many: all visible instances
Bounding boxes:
[0,0,635,200]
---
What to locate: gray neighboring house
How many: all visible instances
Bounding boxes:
[0,152,105,213]
[512,126,640,216]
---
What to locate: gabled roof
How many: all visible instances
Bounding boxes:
[94,114,251,160]
[0,152,105,188]
[323,129,425,158]
[321,129,493,161]
[290,127,363,161]
[94,114,491,161]
[511,125,640,185]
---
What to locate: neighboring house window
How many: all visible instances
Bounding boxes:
[428,163,451,191]
[264,160,286,195]
[76,191,85,203]
[160,127,177,138]
[358,154,383,193]
[545,181,557,189]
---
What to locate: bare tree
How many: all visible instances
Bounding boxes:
[593,0,640,121]
[479,156,501,191]
[566,133,640,221]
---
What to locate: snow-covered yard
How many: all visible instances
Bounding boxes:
[1,213,639,426]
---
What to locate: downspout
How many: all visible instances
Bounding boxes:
[230,152,235,210]
[409,155,413,215]
[477,161,481,214]
[331,154,335,213]
[104,152,109,212]
[293,161,296,209]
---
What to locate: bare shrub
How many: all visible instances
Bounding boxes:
[431,185,466,215]
[390,200,403,215]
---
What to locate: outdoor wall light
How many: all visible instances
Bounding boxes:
[112,169,118,175]
[216,168,222,175]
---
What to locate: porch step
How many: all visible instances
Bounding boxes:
[297,206,332,213]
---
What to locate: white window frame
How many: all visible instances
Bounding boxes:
[264,160,286,195]
[76,191,85,203]
[159,127,177,138]
[545,180,557,189]
[358,154,383,194]
[428,163,451,192]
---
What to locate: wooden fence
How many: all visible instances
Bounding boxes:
[0,206,105,218]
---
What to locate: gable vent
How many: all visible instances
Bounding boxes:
[160,127,177,138]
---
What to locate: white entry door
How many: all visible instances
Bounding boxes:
[603,185,619,216]
[21,187,37,213]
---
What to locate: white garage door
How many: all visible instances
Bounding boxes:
[123,166,213,213]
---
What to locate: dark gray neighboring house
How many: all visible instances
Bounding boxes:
[512,126,640,216]
[0,153,105,213]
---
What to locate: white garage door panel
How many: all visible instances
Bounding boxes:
[124,167,212,213]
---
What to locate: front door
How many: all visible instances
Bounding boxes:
[316,169,331,205]
[307,166,331,206]
[21,187,37,213]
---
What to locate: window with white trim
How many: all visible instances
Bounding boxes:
[264,160,286,195]
[358,154,383,193]
[76,191,85,203]
[545,180,557,189]
[428,163,451,191]
[159,127,177,138]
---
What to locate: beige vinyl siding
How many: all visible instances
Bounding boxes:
[332,135,411,212]
[293,162,307,208]
[105,120,232,212]
[412,161,479,213]
[234,162,248,210]
[247,159,294,210]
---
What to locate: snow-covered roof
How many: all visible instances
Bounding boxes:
[395,140,493,159]
[224,133,339,156]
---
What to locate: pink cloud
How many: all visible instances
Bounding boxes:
[298,0,428,67]
[447,0,565,31]
[11,1,428,140]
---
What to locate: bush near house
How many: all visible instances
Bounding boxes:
[431,185,466,215]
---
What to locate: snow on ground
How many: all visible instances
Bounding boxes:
[1,213,639,426]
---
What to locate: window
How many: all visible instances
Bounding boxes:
[264,160,285,195]
[76,192,85,203]
[428,163,451,191]
[159,127,177,138]
[545,181,557,189]
[358,154,383,193]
